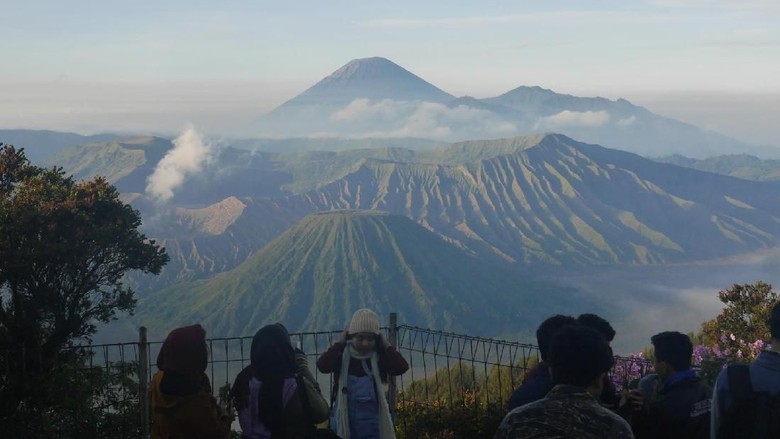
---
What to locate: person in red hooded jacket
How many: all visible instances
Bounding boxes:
[150,324,231,439]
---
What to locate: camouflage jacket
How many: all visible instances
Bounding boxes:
[494,384,635,439]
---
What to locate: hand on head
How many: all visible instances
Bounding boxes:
[338,326,349,344]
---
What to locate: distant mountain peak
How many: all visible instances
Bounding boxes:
[324,57,407,81]
[270,56,454,110]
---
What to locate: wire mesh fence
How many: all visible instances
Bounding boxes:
[1,316,652,437]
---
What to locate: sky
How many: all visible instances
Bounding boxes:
[1,0,779,145]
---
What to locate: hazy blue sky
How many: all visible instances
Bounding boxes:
[1,0,779,144]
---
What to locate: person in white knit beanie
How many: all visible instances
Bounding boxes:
[317,309,409,439]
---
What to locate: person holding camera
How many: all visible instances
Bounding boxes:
[621,332,711,439]
[316,309,409,439]
[231,323,329,438]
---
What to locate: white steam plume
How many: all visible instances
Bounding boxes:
[146,124,213,202]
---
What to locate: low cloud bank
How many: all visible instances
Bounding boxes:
[329,99,517,140]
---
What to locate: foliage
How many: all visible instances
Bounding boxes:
[690,282,778,384]
[396,401,506,439]
[610,353,652,392]
[692,338,766,385]
[619,282,778,386]
[700,282,777,346]
[216,382,243,438]
[2,357,142,438]
[0,144,168,423]
[399,361,532,408]
[394,361,531,438]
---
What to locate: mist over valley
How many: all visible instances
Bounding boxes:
[5,47,780,354]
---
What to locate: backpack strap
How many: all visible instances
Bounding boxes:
[718,364,754,439]
[725,364,778,439]
[296,374,320,437]
[299,374,343,439]
[296,374,313,420]
[727,364,753,403]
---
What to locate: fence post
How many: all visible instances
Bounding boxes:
[139,326,150,439]
[388,312,398,423]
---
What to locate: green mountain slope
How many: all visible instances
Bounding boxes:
[657,154,780,182]
[0,129,119,164]
[136,211,578,337]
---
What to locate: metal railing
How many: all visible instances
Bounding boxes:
[1,314,652,438]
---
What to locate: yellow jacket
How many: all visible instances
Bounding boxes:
[150,370,231,439]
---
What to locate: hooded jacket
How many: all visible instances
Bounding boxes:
[150,324,231,439]
[150,370,231,439]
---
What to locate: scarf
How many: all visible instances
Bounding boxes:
[335,345,396,439]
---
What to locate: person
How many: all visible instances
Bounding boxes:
[150,324,231,439]
[316,308,409,439]
[230,323,330,438]
[625,331,711,439]
[578,313,616,343]
[712,301,780,438]
[578,313,621,408]
[494,325,634,439]
[507,314,578,410]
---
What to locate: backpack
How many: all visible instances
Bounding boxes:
[297,375,343,439]
[718,364,780,439]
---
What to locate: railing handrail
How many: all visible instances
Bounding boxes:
[1,317,654,438]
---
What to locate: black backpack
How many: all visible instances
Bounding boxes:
[718,364,780,439]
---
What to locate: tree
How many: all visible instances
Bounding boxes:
[0,144,168,425]
[700,281,777,346]
[690,282,779,384]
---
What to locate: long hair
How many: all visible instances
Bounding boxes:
[250,323,297,435]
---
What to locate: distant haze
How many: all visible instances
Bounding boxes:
[0,80,777,148]
[2,1,779,145]
[0,78,780,150]
[631,92,780,148]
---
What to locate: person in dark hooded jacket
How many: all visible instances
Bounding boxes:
[150,324,231,439]
[624,331,711,439]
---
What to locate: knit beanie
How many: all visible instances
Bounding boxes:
[349,308,380,335]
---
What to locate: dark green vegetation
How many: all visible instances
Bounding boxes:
[396,362,522,439]
[137,211,582,338]
[0,360,143,438]
[700,281,778,347]
[0,144,168,433]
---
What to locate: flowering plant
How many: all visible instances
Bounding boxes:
[692,335,766,385]
[693,282,776,384]
[610,353,651,392]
